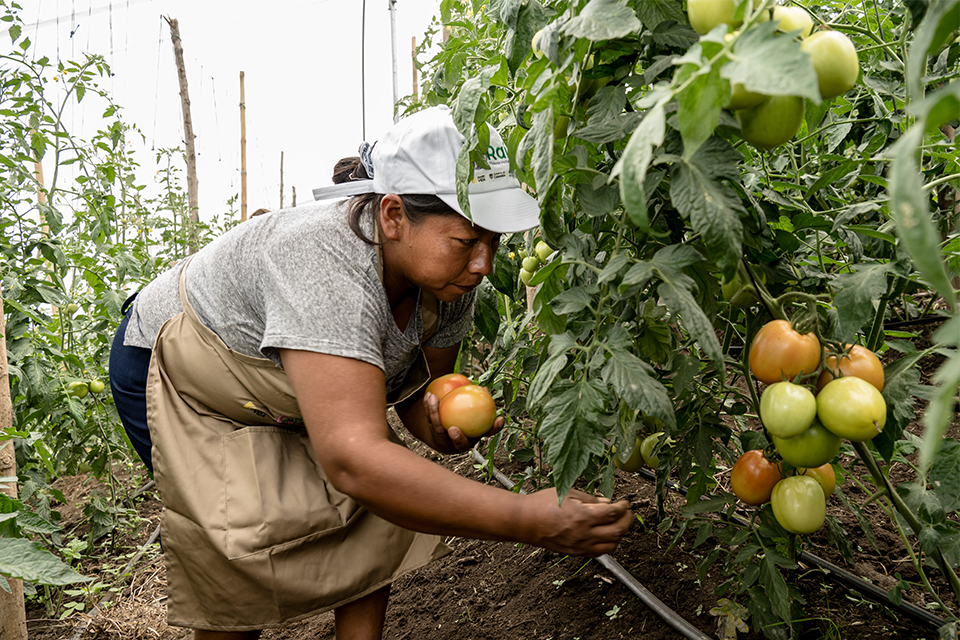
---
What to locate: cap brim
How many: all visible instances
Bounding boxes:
[437,189,541,234]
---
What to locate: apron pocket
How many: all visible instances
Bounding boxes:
[222,426,362,559]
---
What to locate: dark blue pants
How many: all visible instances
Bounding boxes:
[109,298,155,474]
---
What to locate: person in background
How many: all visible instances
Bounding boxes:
[109,105,632,640]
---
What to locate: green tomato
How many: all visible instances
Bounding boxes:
[816,376,886,442]
[688,0,750,35]
[771,418,841,468]
[535,241,554,264]
[614,437,644,472]
[726,81,766,111]
[801,31,859,100]
[531,28,545,58]
[554,115,571,140]
[771,475,826,534]
[640,432,673,469]
[66,381,89,399]
[88,379,106,394]
[737,95,805,150]
[65,303,79,315]
[522,256,540,272]
[760,381,817,439]
[770,6,813,38]
[519,268,535,286]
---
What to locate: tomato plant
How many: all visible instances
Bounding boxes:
[730,449,782,506]
[771,419,841,468]
[770,475,826,534]
[759,381,817,439]
[438,384,497,438]
[749,320,822,385]
[815,344,884,392]
[816,377,886,442]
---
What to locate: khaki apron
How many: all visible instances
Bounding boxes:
[146,258,450,631]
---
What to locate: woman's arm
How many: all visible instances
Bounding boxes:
[280,348,632,557]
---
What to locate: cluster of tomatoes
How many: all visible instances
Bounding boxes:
[731,319,886,534]
[66,378,106,399]
[517,241,555,286]
[425,373,497,438]
[689,0,861,150]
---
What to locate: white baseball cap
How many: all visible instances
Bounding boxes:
[313,105,541,234]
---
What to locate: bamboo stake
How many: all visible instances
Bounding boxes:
[412,37,418,99]
[0,285,27,640]
[240,71,248,222]
[165,17,200,252]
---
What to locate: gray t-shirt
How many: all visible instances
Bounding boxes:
[123,200,475,398]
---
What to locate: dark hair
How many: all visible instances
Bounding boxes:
[332,156,460,245]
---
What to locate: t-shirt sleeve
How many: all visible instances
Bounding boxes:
[426,290,476,349]
[256,222,386,371]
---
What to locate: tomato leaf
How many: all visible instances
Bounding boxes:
[656,278,723,365]
[930,439,960,514]
[614,102,666,229]
[722,21,821,104]
[0,537,91,586]
[539,378,608,501]
[830,262,890,343]
[677,61,727,159]
[668,137,745,280]
[601,343,675,430]
[561,0,641,41]
[759,554,792,623]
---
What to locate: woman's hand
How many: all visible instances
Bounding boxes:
[423,390,505,453]
[523,489,632,557]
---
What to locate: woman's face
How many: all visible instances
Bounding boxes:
[383,197,501,303]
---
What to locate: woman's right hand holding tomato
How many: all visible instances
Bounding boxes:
[522,488,632,557]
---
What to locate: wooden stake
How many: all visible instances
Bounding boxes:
[165,18,200,251]
[292,186,296,208]
[279,151,284,210]
[0,285,27,640]
[412,37,418,99]
[240,71,248,222]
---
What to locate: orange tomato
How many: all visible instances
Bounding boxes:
[438,385,497,438]
[748,319,821,385]
[425,373,472,401]
[730,449,783,506]
[815,344,884,392]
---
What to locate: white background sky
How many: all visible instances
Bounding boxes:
[27,0,443,221]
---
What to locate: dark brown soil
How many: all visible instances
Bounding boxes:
[21,322,959,640]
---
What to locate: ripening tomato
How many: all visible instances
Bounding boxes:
[730,450,782,506]
[688,0,751,35]
[770,6,813,37]
[760,381,817,439]
[66,381,89,399]
[426,373,472,401]
[771,475,826,534]
[614,437,644,472]
[438,384,497,438]
[815,344,884,392]
[801,30,859,100]
[771,418,841,468]
[749,320,822,385]
[800,463,836,499]
[816,376,886,442]
[736,95,805,150]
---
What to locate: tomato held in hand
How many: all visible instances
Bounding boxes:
[815,344,884,392]
[759,381,817,439]
[426,373,472,401]
[771,475,826,534]
[438,384,497,438]
[749,319,821,385]
[800,463,836,499]
[816,376,886,442]
[771,418,841,468]
[730,450,782,506]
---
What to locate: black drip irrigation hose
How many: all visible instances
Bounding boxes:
[470,449,713,640]
[632,467,949,631]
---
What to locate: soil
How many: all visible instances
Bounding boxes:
[21,321,959,640]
